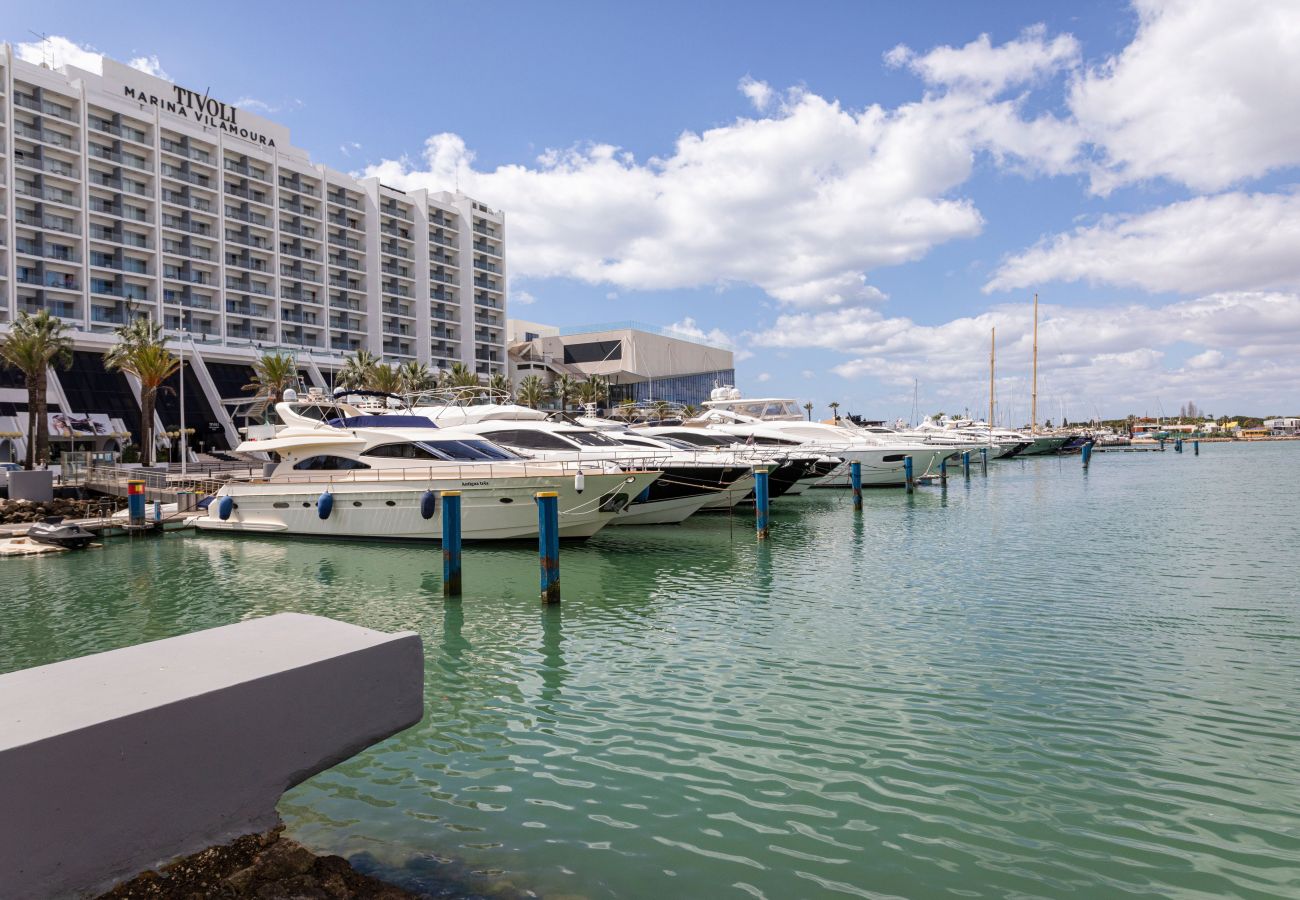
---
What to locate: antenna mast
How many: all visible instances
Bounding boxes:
[989,327,996,444]
[1031,292,1038,435]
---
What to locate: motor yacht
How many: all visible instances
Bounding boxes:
[630,426,831,500]
[689,389,953,487]
[194,395,659,541]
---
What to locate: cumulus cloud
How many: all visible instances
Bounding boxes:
[365,55,1103,308]
[987,191,1300,294]
[235,97,304,115]
[127,54,168,79]
[1070,0,1300,194]
[15,35,168,79]
[511,289,536,306]
[886,24,1080,95]
[738,76,774,111]
[752,292,1300,415]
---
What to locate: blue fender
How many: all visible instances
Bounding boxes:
[217,496,234,521]
[317,491,334,520]
[420,490,437,520]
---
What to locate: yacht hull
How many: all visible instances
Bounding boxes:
[610,490,719,525]
[812,447,953,487]
[193,472,654,541]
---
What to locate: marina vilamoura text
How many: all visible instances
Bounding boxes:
[3,6,1300,899]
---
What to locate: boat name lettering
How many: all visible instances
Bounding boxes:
[460,481,488,487]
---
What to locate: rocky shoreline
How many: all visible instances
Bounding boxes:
[0,497,108,525]
[96,827,428,899]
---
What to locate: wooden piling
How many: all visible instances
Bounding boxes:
[441,491,462,598]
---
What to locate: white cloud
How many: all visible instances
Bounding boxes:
[751,292,1300,415]
[15,35,169,80]
[364,64,1093,309]
[738,76,774,111]
[1070,0,1300,194]
[1186,349,1224,370]
[339,141,363,157]
[756,372,771,383]
[127,54,168,79]
[234,97,303,115]
[15,35,106,73]
[987,191,1300,294]
[605,291,619,300]
[512,289,536,306]
[886,24,1081,96]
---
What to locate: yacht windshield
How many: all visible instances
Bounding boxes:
[364,440,523,462]
[563,430,624,447]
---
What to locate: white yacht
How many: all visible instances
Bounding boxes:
[406,395,753,525]
[633,425,840,498]
[911,416,1031,459]
[689,389,954,487]
[194,396,659,541]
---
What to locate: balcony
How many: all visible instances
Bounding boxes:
[160,216,211,235]
[474,294,502,309]
[226,232,270,250]
[164,270,210,285]
[328,213,363,231]
[15,93,76,121]
[226,279,271,296]
[473,223,497,237]
[18,184,79,206]
[14,122,78,150]
[226,256,269,273]
[329,234,360,250]
[19,210,79,234]
[161,166,212,188]
[89,173,153,198]
[281,288,318,303]
[278,177,320,197]
[225,207,268,226]
[431,272,457,286]
[89,283,147,301]
[225,184,270,205]
[382,301,413,317]
[381,283,412,298]
[18,272,80,292]
[329,277,361,290]
[281,310,318,325]
[224,160,268,181]
[473,258,500,273]
[226,301,271,318]
[381,263,411,278]
[92,121,149,144]
[281,222,318,239]
[327,193,360,210]
[329,256,364,272]
[13,153,77,178]
[473,240,502,256]
[16,242,79,263]
[280,267,319,282]
[161,139,213,164]
[380,223,411,239]
[91,145,150,171]
[90,227,149,249]
[330,296,362,311]
[473,277,500,290]
[380,205,413,223]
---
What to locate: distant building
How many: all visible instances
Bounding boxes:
[508,320,735,407]
[1263,417,1300,435]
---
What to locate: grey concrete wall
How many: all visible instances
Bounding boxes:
[7,469,54,502]
[0,613,424,900]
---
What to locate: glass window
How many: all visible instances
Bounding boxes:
[422,440,522,461]
[482,429,575,451]
[292,455,371,470]
[663,431,732,447]
[563,430,623,447]
[364,442,441,460]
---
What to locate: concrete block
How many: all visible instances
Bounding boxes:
[0,613,424,899]
[7,469,54,502]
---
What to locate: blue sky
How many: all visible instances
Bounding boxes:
[8,0,1300,421]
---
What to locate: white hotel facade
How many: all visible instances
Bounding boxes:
[0,44,507,455]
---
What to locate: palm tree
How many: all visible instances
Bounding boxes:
[105,321,180,466]
[553,374,578,415]
[576,375,608,408]
[516,374,550,409]
[0,310,74,469]
[803,401,814,422]
[487,372,512,400]
[444,362,481,398]
[828,401,840,422]
[338,349,379,390]
[244,352,298,416]
[398,360,434,395]
[370,363,405,395]
[682,404,699,419]
[653,399,671,422]
[616,399,638,422]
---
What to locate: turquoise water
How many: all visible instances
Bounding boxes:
[3,443,1300,898]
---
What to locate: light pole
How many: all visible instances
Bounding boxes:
[179,333,188,475]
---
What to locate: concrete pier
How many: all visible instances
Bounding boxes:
[0,613,423,900]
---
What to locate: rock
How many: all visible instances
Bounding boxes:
[253,840,317,881]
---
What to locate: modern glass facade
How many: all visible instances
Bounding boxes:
[610,370,736,407]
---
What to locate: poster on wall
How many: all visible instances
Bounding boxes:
[48,412,110,438]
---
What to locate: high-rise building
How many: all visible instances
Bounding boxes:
[0,44,506,458]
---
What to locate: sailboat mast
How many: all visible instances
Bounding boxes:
[989,327,996,444]
[1031,292,1038,436]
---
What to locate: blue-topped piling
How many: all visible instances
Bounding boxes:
[1194,440,1200,456]
[904,456,914,494]
[127,481,145,527]
[536,491,561,603]
[1082,443,1093,467]
[850,461,862,511]
[754,465,771,540]
[441,491,462,598]
[962,450,971,479]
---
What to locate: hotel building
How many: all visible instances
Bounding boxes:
[0,44,506,458]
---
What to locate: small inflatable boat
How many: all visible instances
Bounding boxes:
[28,517,97,550]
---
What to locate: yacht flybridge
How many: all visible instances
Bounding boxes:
[691,389,954,487]
[194,395,659,541]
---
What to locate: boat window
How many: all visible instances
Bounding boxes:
[663,431,732,447]
[564,430,623,447]
[421,440,523,461]
[481,429,575,451]
[290,404,333,421]
[364,442,442,460]
[292,455,372,470]
[616,436,664,448]
[752,436,802,446]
